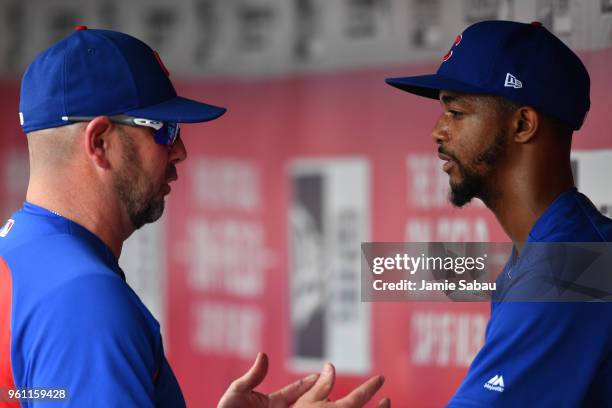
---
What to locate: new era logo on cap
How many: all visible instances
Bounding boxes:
[504,73,522,89]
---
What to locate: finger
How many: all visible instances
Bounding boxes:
[377,397,391,408]
[336,375,385,407]
[230,352,269,392]
[269,373,319,405]
[300,362,335,402]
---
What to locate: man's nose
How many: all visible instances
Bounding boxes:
[431,115,449,145]
[169,136,187,163]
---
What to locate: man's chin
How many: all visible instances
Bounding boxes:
[449,182,479,208]
[130,197,166,230]
[148,197,166,223]
[449,192,474,207]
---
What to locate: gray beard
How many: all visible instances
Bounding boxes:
[113,135,165,230]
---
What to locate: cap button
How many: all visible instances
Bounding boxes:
[75,25,88,31]
[530,21,543,27]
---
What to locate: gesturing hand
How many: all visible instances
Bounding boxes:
[218,353,390,408]
[294,361,390,408]
[218,353,318,408]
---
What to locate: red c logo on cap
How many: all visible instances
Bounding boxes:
[153,51,170,77]
[442,34,462,62]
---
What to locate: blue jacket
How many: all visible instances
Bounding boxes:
[448,188,612,407]
[0,202,185,407]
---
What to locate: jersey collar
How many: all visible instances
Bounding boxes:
[22,201,124,280]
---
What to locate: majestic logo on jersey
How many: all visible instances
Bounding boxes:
[483,374,505,392]
[442,34,462,62]
[504,73,522,88]
[0,219,14,238]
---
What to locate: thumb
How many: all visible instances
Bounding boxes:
[230,352,269,392]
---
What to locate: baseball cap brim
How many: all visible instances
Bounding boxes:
[125,96,226,123]
[385,74,489,100]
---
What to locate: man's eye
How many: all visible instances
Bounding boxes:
[448,110,463,118]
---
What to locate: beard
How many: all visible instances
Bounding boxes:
[113,135,166,230]
[447,128,507,207]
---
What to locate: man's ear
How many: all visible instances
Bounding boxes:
[512,106,539,144]
[84,116,114,169]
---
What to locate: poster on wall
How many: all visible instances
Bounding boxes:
[571,149,612,217]
[289,158,371,374]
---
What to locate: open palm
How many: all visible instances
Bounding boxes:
[218,353,390,408]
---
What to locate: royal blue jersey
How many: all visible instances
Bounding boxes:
[0,202,185,407]
[448,188,612,407]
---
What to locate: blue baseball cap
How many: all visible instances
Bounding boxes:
[19,26,226,133]
[385,20,590,130]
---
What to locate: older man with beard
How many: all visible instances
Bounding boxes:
[0,27,389,408]
[386,21,612,407]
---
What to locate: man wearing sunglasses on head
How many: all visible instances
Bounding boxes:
[0,27,389,408]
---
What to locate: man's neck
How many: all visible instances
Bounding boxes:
[482,174,574,253]
[26,182,130,258]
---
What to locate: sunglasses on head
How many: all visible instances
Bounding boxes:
[61,115,181,146]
